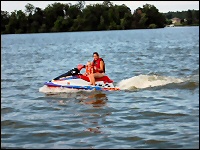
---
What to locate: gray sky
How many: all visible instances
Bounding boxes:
[1,1,199,13]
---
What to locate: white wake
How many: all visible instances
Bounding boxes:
[117,74,185,90]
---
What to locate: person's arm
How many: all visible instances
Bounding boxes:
[91,67,94,74]
[93,61,104,72]
[83,68,87,76]
[98,61,104,72]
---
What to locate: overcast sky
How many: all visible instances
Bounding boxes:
[1,1,199,13]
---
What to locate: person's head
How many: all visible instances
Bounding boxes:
[93,52,99,61]
[87,61,92,67]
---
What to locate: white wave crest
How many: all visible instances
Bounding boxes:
[117,75,184,90]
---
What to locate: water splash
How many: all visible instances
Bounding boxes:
[117,74,185,90]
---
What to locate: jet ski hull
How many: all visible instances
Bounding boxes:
[44,75,119,91]
[40,65,120,93]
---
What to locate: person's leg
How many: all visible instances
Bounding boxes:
[88,73,104,85]
[92,73,104,85]
[88,74,95,85]
[93,73,104,78]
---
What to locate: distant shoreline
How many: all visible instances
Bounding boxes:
[1,26,199,35]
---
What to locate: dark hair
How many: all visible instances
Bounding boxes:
[93,52,99,56]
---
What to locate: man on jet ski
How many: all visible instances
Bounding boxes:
[88,52,105,85]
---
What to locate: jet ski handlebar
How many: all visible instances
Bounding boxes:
[77,64,86,71]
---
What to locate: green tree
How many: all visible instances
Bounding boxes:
[71,15,85,31]
[148,24,157,29]
[68,4,81,19]
[123,12,133,29]
[138,13,148,28]
[38,24,47,33]
[29,7,44,33]
[132,8,142,29]
[76,1,85,11]
[165,18,172,25]
[5,11,18,34]
[142,4,166,28]
[193,10,199,24]
[109,21,117,30]
[166,13,172,19]
[98,15,106,30]
[25,3,35,33]
[16,10,27,33]
[186,9,193,25]
[44,2,65,32]
[102,1,113,7]
[1,11,10,33]
[52,16,64,32]
[25,3,35,16]
[33,7,44,26]
[63,17,74,31]
[82,4,99,30]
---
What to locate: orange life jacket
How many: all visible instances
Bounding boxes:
[85,66,93,75]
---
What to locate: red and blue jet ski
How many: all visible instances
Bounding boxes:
[42,64,120,92]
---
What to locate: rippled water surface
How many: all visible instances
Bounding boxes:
[1,27,199,149]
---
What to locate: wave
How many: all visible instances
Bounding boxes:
[117,74,199,90]
[159,81,199,90]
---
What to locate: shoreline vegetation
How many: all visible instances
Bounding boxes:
[1,1,199,34]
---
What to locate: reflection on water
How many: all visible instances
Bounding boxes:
[45,92,79,99]
[79,92,108,108]
[45,91,108,108]
[44,92,109,134]
[79,93,109,134]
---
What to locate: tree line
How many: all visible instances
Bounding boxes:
[1,1,199,34]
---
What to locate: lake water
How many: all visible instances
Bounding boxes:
[1,26,199,149]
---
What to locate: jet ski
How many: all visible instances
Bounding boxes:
[42,64,120,91]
